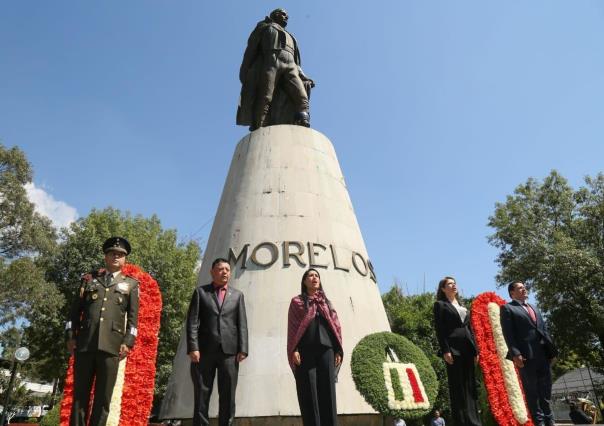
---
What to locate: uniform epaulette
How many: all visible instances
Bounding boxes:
[80,268,107,283]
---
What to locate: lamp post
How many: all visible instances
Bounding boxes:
[0,347,30,425]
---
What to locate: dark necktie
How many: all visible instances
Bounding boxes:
[523,302,537,323]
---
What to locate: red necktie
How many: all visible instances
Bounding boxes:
[524,303,537,323]
[217,287,226,306]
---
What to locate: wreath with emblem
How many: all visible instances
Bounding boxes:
[351,331,438,419]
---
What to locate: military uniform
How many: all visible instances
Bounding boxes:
[65,237,139,426]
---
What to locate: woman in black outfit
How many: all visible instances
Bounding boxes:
[433,276,482,426]
[287,269,343,426]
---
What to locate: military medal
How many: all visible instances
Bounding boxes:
[92,293,98,300]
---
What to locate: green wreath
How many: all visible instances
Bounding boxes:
[351,331,438,419]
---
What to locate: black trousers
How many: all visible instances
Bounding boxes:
[70,351,120,426]
[295,346,337,426]
[519,353,553,425]
[445,355,482,426]
[190,349,239,426]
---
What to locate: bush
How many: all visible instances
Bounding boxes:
[40,405,60,426]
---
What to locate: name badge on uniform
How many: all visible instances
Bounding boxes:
[117,282,129,293]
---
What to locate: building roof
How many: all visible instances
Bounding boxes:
[552,367,604,394]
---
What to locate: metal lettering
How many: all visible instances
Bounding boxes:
[307,242,328,268]
[228,244,249,270]
[283,241,306,267]
[351,251,368,276]
[250,242,279,267]
[330,244,349,272]
[367,258,377,283]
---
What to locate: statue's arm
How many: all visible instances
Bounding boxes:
[298,66,314,88]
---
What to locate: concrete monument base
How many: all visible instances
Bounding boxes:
[159,125,390,421]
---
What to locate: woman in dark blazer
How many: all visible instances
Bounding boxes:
[433,276,482,426]
[287,268,343,426]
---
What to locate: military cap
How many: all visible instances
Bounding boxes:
[102,236,131,255]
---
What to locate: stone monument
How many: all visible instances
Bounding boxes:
[159,10,391,425]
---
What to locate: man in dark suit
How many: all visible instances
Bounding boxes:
[66,237,139,426]
[186,258,248,426]
[501,281,558,426]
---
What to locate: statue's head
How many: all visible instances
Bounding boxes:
[269,8,288,27]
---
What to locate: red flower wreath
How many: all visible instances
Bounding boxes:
[471,292,533,426]
[59,264,162,425]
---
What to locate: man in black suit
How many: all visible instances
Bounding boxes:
[501,281,558,426]
[186,258,248,426]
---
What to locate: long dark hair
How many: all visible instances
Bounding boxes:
[300,268,333,311]
[436,276,456,302]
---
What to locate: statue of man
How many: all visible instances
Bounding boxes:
[237,9,315,130]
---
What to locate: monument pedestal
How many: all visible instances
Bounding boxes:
[160,125,390,422]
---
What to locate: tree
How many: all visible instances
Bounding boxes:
[488,170,604,371]
[0,144,56,258]
[0,144,62,385]
[41,208,200,403]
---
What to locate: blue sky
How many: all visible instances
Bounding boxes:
[2,1,603,299]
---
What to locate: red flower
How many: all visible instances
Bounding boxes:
[471,292,533,426]
[406,368,425,403]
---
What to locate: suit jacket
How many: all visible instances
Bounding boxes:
[433,300,477,357]
[186,283,248,356]
[66,270,139,356]
[500,300,557,360]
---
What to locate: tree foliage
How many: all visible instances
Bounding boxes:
[0,144,62,385]
[488,170,604,370]
[40,208,200,400]
[0,144,56,258]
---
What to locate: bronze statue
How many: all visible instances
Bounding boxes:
[237,9,315,130]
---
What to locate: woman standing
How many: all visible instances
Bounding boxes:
[287,269,343,426]
[433,276,482,426]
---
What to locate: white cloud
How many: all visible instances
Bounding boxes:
[24,183,79,229]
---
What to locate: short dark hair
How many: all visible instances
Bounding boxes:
[211,258,230,269]
[508,281,523,296]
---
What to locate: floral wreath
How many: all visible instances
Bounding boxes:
[351,332,438,419]
[471,292,534,426]
[59,264,162,426]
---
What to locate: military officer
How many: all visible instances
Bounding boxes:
[66,236,140,426]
